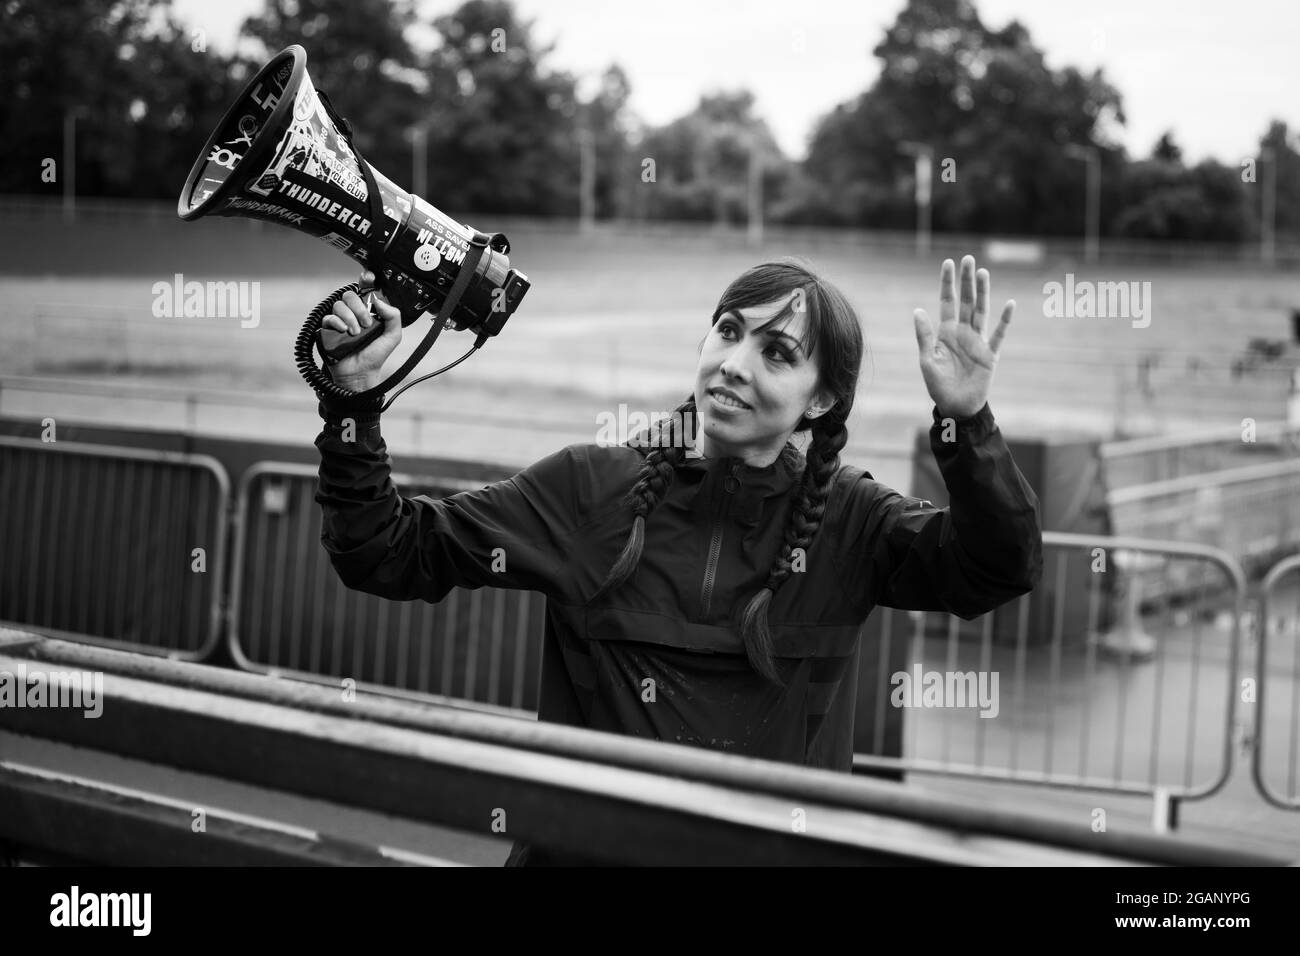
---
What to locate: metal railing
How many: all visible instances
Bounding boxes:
[0,435,229,660]
[853,532,1247,826]
[228,461,546,712]
[1255,554,1300,810]
[222,461,1252,819]
[4,430,1298,829]
[1100,420,1300,487]
[0,376,914,482]
[1,630,1282,866]
[0,375,595,465]
[1106,459,1300,579]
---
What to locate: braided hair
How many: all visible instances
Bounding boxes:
[588,392,699,606]
[590,258,865,687]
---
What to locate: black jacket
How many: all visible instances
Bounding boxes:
[315,399,1043,865]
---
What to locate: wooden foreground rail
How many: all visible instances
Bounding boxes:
[0,629,1288,866]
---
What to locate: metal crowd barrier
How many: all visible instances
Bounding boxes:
[228,461,545,713]
[224,463,1252,821]
[1255,554,1300,810]
[855,532,1247,825]
[1100,420,1300,488]
[4,436,1294,827]
[1106,459,1300,581]
[0,630,1283,865]
[0,435,229,660]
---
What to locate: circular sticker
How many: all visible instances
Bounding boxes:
[413,244,441,272]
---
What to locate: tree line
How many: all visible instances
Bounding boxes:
[2,0,1295,242]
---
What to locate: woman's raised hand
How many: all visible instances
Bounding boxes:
[321,270,404,392]
[912,255,1014,420]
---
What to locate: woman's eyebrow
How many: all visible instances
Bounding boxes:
[764,329,803,354]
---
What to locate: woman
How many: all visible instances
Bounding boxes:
[313,254,1043,866]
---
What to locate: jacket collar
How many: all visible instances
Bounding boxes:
[628,435,805,527]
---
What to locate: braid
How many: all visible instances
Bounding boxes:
[738,407,849,685]
[590,394,697,603]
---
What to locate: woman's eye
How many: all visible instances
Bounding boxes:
[718,323,790,362]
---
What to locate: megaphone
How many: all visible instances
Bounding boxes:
[178,44,530,406]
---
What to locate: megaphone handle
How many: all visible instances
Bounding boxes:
[317,304,385,365]
[317,321,384,365]
[298,239,488,409]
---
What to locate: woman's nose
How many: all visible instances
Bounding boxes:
[720,355,753,382]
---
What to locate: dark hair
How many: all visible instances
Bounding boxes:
[590,257,865,685]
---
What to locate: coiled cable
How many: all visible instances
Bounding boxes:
[294,283,483,413]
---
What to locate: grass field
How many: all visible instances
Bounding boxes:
[2,217,1298,486]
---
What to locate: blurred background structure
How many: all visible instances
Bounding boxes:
[1,0,1299,866]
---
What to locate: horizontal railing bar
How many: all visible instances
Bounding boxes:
[236,459,488,494]
[224,640,537,722]
[1101,422,1300,460]
[1041,530,1246,571]
[0,633,1279,865]
[855,755,1199,798]
[1108,459,1300,505]
[0,376,910,461]
[0,434,230,477]
[0,762,430,866]
[0,655,950,865]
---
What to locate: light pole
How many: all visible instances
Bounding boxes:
[1261,146,1277,266]
[898,141,932,257]
[1065,144,1100,264]
[62,106,87,224]
[577,126,595,234]
[747,132,764,247]
[410,122,429,199]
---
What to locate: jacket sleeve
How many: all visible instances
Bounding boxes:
[840,402,1043,620]
[314,402,587,604]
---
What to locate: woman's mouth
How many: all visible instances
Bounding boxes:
[708,389,751,411]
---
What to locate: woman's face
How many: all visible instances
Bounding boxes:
[693,295,834,468]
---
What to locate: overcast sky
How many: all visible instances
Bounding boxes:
[172,0,1293,165]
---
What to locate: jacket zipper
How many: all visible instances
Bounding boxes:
[699,460,741,620]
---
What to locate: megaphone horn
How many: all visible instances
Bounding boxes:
[178,44,530,407]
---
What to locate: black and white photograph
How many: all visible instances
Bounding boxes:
[0,0,1297,926]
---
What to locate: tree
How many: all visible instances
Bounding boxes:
[0,0,244,198]
[638,90,787,223]
[800,0,1127,235]
[1113,158,1249,241]
[1152,131,1182,164]
[240,0,426,193]
[420,0,580,216]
